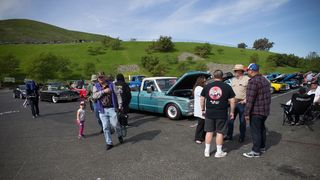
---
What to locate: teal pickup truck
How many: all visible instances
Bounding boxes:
[129,71,211,120]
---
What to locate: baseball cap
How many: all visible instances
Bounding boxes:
[247,63,259,71]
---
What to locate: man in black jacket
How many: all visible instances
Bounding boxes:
[115,73,132,126]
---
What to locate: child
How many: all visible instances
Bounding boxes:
[77,101,86,139]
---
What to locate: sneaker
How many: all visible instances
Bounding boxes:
[106,144,113,150]
[204,149,210,157]
[118,136,124,144]
[243,151,260,158]
[32,116,36,119]
[215,151,227,158]
[195,140,202,144]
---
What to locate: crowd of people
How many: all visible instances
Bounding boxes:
[23,63,319,157]
[193,63,271,158]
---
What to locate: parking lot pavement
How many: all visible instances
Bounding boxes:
[0,90,319,180]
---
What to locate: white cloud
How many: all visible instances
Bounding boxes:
[142,0,289,38]
[127,0,171,10]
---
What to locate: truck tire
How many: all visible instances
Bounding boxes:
[165,103,181,120]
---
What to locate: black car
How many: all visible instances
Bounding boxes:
[13,85,27,99]
[39,84,79,103]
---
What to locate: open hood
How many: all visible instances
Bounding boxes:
[166,71,211,95]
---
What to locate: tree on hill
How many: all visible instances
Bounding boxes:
[306,51,319,60]
[253,38,274,51]
[0,54,20,86]
[141,55,167,76]
[102,36,121,50]
[25,53,73,82]
[148,36,175,52]
[194,43,212,58]
[237,43,247,49]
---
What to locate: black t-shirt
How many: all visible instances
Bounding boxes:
[201,81,235,119]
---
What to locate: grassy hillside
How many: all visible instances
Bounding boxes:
[0,19,106,43]
[0,19,302,80]
[0,41,302,79]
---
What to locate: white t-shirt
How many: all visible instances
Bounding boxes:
[78,109,85,122]
[307,86,320,103]
[194,86,204,119]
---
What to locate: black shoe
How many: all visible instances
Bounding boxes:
[100,129,104,134]
[224,136,233,141]
[238,137,245,143]
[106,144,113,150]
[118,136,124,144]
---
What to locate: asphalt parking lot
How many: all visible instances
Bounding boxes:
[0,89,319,180]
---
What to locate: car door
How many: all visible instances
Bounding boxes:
[139,80,159,112]
[40,85,49,101]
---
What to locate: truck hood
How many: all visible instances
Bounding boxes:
[166,71,211,95]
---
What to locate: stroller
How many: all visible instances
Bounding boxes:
[281,94,315,125]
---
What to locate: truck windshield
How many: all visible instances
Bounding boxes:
[156,79,177,91]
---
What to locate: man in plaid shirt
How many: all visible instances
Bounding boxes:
[243,63,271,158]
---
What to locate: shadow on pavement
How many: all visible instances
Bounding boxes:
[129,115,161,127]
[125,130,161,144]
[224,130,282,152]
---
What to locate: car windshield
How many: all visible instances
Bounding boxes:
[156,78,177,91]
[19,85,26,90]
[49,85,70,91]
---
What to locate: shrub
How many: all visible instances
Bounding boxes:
[194,43,212,58]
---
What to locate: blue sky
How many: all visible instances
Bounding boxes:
[0,0,319,57]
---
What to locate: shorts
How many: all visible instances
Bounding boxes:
[204,118,227,134]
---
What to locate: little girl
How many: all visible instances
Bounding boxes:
[77,101,86,139]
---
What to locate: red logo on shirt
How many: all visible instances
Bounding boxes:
[209,86,222,100]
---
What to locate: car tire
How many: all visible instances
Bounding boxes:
[270,87,275,94]
[165,103,181,120]
[52,96,58,103]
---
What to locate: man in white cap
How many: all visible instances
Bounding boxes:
[87,74,103,133]
[225,64,250,143]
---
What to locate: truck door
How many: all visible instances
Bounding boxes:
[139,80,158,112]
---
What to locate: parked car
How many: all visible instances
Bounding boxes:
[129,75,145,90]
[266,73,281,80]
[271,74,300,89]
[39,83,79,103]
[13,85,27,99]
[270,82,290,94]
[129,71,211,120]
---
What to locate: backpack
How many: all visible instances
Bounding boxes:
[26,81,37,97]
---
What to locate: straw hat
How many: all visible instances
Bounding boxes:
[233,64,244,71]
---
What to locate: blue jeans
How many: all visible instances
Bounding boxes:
[227,103,246,139]
[99,108,122,145]
[250,115,267,153]
[93,103,103,129]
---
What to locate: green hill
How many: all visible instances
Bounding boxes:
[0,19,302,81]
[0,19,106,43]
